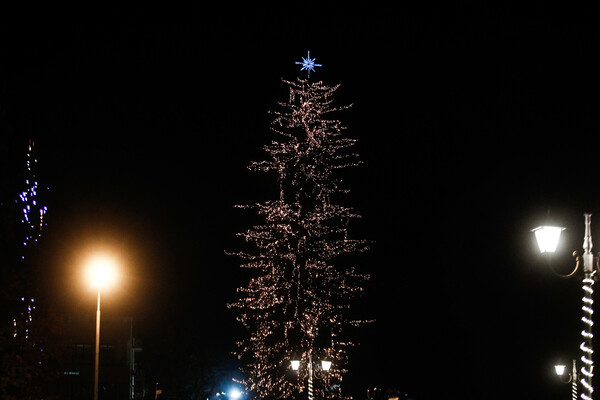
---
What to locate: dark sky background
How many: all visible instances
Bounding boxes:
[1,4,600,400]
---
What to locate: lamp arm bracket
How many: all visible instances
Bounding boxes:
[558,373,574,384]
[594,253,600,280]
[550,251,581,279]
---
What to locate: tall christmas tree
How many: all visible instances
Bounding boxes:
[13,139,48,338]
[230,53,370,400]
[1,139,56,400]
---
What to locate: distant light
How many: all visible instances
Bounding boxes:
[555,364,567,376]
[228,389,242,399]
[291,360,300,370]
[532,226,565,253]
[321,360,332,371]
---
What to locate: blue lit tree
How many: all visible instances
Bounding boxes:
[230,60,370,400]
[13,140,48,338]
[17,140,48,259]
[0,140,56,400]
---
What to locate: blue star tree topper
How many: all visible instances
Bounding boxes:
[295,50,322,77]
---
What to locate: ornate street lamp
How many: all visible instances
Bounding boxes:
[532,225,566,253]
[533,214,596,400]
[289,354,331,400]
[555,360,579,400]
[86,254,118,400]
[556,364,568,376]
[291,359,301,371]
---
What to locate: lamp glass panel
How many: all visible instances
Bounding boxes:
[291,360,300,370]
[533,226,564,253]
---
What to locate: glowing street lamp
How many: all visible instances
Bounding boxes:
[555,364,567,376]
[289,354,331,400]
[291,359,301,371]
[88,255,118,288]
[532,225,565,253]
[86,254,119,400]
[533,214,597,400]
[554,360,578,399]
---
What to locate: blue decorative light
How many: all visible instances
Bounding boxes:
[17,140,47,258]
[295,51,322,78]
[13,141,46,340]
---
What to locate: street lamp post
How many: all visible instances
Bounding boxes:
[87,255,118,400]
[533,213,597,400]
[290,354,331,400]
[555,359,579,400]
[94,288,101,400]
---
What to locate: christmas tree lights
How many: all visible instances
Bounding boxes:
[17,140,48,256]
[230,66,369,400]
[12,297,35,339]
[12,140,47,339]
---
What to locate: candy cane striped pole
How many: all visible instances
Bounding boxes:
[308,353,314,400]
[580,214,594,400]
[574,359,579,400]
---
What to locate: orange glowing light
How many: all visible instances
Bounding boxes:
[86,254,119,288]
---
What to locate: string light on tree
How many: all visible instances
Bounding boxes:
[13,140,47,339]
[4,140,51,398]
[229,54,370,400]
[17,140,48,257]
[12,297,36,339]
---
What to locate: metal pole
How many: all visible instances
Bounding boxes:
[130,317,134,400]
[573,359,579,400]
[308,353,313,400]
[94,290,101,400]
[581,214,594,400]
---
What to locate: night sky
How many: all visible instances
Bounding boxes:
[1,5,600,400]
